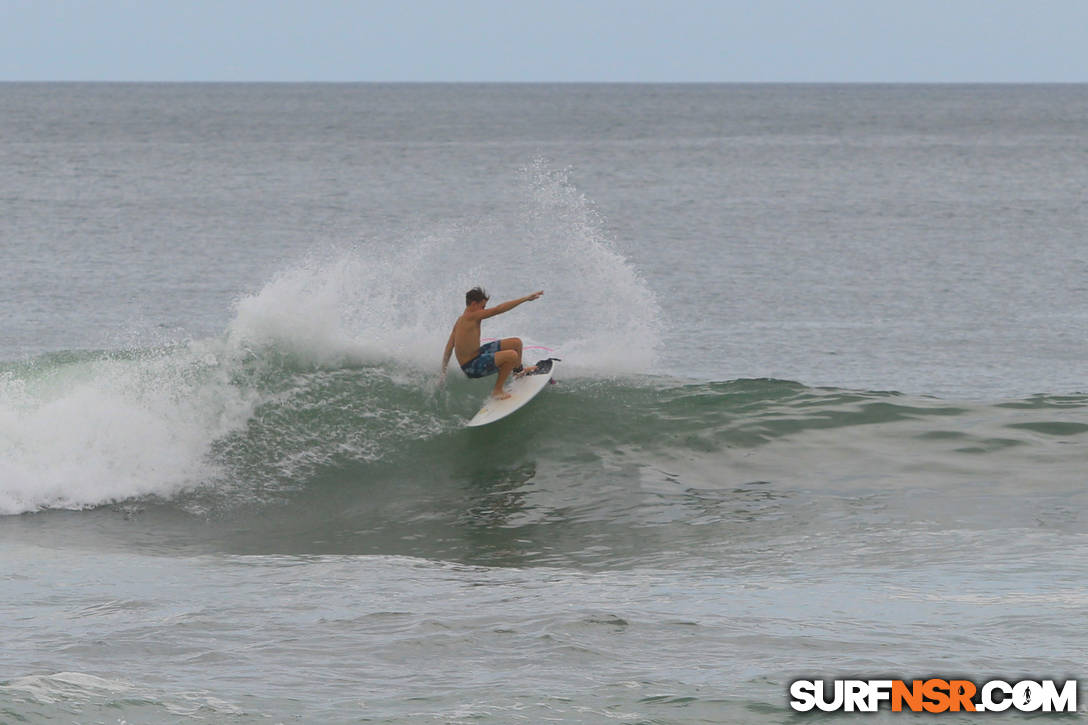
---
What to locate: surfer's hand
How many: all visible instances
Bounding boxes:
[528,290,543,301]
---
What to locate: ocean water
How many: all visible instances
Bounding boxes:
[1,83,1086,723]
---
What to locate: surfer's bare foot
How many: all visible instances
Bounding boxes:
[514,365,537,378]
[491,389,512,400]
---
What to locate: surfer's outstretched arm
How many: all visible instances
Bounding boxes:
[479,290,543,319]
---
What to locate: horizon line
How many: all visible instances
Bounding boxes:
[2,79,1086,85]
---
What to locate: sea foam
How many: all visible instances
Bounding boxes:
[0,346,256,514]
[226,159,662,375]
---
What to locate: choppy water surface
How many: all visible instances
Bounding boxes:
[1,84,1086,722]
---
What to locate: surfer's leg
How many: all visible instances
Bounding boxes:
[498,337,536,375]
[491,349,518,399]
[498,337,523,363]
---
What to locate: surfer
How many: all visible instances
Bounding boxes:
[441,287,543,400]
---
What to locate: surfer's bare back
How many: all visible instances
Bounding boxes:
[441,287,543,400]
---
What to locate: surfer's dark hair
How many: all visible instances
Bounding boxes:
[466,287,489,305]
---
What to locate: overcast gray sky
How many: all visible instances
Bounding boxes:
[2,0,1086,82]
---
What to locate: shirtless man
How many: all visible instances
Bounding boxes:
[441,287,543,399]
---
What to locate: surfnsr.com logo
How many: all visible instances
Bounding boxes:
[789,679,1078,713]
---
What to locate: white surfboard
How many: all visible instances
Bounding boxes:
[466,358,558,427]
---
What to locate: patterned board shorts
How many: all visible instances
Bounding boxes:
[460,340,502,378]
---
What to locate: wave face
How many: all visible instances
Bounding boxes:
[4,338,1085,554]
